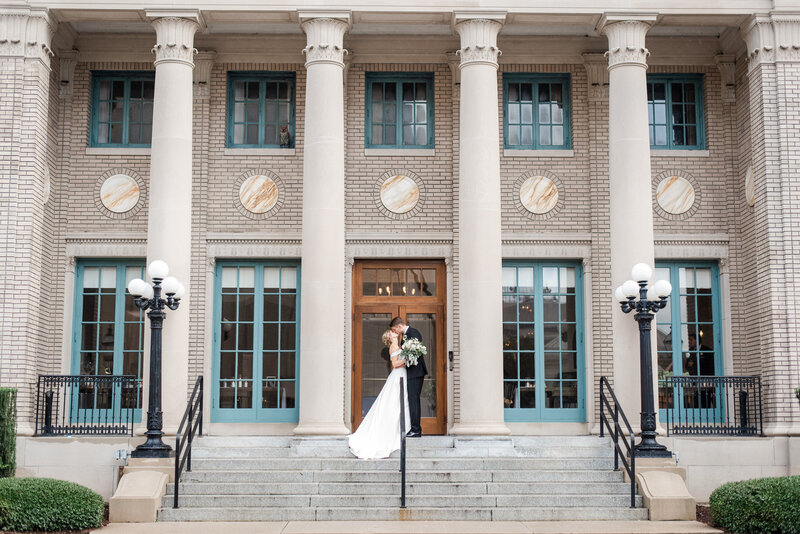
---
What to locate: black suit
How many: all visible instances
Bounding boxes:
[402,326,427,434]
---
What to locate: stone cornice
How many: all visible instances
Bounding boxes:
[300,15,349,68]
[0,7,55,66]
[454,17,503,69]
[599,15,656,70]
[150,16,200,67]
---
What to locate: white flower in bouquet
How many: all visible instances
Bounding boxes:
[400,337,427,368]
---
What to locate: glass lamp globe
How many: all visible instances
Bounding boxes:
[614,286,627,303]
[652,279,673,299]
[162,276,180,295]
[127,278,147,296]
[631,263,652,282]
[148,260,169,280]
[174,282,186,299]
[141,283,154,300]
[622,279,640,298]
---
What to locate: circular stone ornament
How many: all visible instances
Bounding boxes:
[374,169,425,220]
[745,165,755,206]
[652,169,700,220]
[519,175,559,214]
[239,174,279,214]
[100,174,140,214]
[380,174,419,214]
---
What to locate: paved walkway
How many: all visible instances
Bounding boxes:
[95,521,721,533]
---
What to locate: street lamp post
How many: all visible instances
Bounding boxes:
[615,263,673,458]
[127,260,185,459]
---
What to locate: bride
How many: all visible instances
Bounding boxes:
[348,329,411,459]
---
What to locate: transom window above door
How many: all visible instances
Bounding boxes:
[360,267,436,297]
[365,73,434,149]
[226,72,296,148]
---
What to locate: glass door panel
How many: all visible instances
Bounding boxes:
[360,312,394,417]
[407,312,437,419]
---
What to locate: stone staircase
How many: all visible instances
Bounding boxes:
[159,435,647,521]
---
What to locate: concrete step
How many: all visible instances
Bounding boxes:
[178,468,627,484]
[193,435,612,449]
[159,506,649,522]
[163,493,642,509]
[167,480,634,497]
[190,445,611,459]
[190,457,616,471]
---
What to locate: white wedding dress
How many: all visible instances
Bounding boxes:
[348,350,412,459]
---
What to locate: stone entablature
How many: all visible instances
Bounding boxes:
[0,7,54,65]
[742,13,800,70]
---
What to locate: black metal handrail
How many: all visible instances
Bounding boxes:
[599,376,636,508]
[399,376,407,509]
[34,375,139,436]
[173,376,204,509]
[659,375,762,436]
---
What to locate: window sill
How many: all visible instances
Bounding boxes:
[503,149,574,158]
[364,148,435,157]
[85,147,151,156]
[651,149,709,157]
[224,148,297,156]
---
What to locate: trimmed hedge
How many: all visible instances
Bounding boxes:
[0,388,15,478]
[710,475,800,534]
[0,477,104,532]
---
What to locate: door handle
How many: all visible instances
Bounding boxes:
[448,350,454,372]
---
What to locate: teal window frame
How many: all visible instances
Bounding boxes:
[71,260,145,423]
[502,261,585,423]
[226,72,296,148]
[502,74,572,150]
[655,261,723,420]
[647,74,705,150]
[211,261,301,423]
[89,71,155,148]
[365,72,435,149]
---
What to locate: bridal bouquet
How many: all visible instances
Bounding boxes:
[401,337,427,367]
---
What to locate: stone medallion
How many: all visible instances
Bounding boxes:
[745,165,755,206]
[100,173,140,213]
[239,174,279,214]
[655,175,695,215]
[519,175,559,214]
[380,174,419,214]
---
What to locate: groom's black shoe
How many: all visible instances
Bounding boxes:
[406,431,422,438]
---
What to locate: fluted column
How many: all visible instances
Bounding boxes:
[145,12,200,433]
[294,14,350,435]
[600,14,657,419]
[450,14,510,436]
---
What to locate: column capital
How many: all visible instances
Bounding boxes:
[742,14,776,70]
[300,13,350,68]
[453,14,505,69]
[0,7,55,66]
[147,13,202,68]
[598,14,657,70]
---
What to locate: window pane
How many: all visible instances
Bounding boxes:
[508,83,519,102]
[403,125,414,145]
[403,82,413,101]
[539,126,551,146]
[415,125,427,145]
[110,124,123,144]
[539,103,550,124]
[508,126,520,146]
[504,352,518,379]
[416,83,427,101]
[502,267,516,293]
[521,126,533,146]
[520,83,533,101]
[519,352,535,380]
[508,103,520,123]
[655,126,667,146]
[372,124,383,145]
[403,103,413,123]
[385,126,396,145]
[385,83,396,101]
[552,126,564,146]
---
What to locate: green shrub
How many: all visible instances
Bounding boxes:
[0,477,104,532]
[0,389,15,478]
[710,475,800,534]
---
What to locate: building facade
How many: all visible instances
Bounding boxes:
[3,0,800,500]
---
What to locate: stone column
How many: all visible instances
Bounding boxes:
[294,14,350,435]
[145,12,201,433]
[0,8,55,434]
[450,14,510,436]
[599,14,657,419]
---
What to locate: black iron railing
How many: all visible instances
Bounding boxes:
[174,376,204,509]
[659,375,762,436]
[599,376,636,508]
[35,375,139,436]
[399,376,407,509]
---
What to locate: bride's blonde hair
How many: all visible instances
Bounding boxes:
[382,329,393,347]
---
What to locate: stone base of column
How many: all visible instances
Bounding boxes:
[293,422,350,436]
[449,422,511,436]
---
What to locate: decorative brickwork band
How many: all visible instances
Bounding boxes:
[600,18,654,70]
[0,8,54,66]
[301,17,349,68]
[151,17,199,67]
[454,18,503,68]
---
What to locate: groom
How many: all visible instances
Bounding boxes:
[390,316,427,437]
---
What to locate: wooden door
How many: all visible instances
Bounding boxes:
[352,261,446,434]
